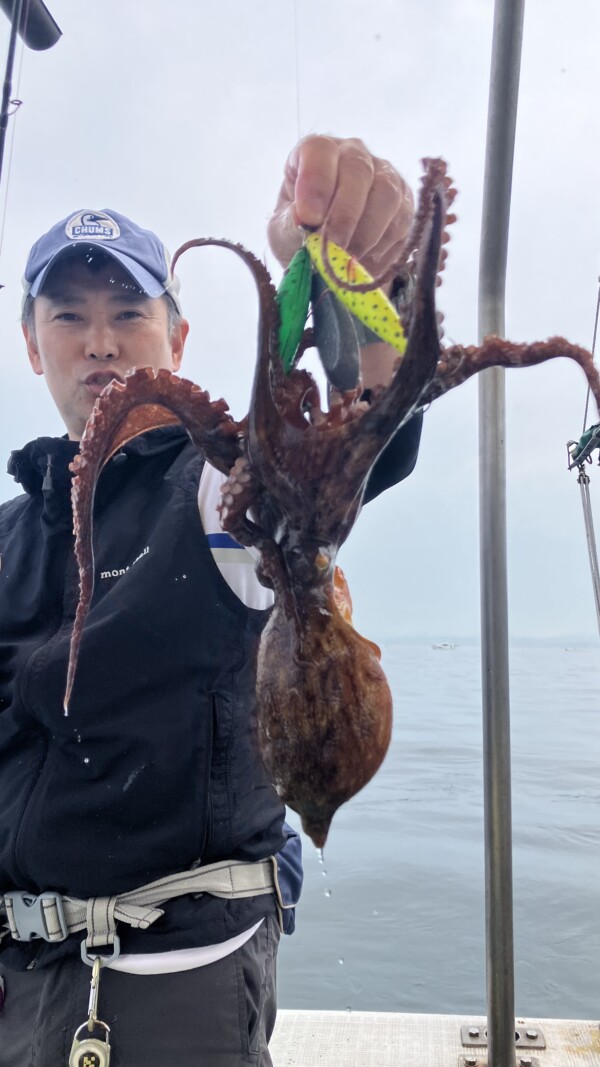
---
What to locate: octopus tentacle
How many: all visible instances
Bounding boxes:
[64,367,241,713]
[171,237,302,458]
[398,158,456,277]
[218,455,272,554]
[423,336,600,409]
[330,185,445,524]
[396,160,456,340]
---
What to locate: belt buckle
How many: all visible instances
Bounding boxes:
[4,890,68,942]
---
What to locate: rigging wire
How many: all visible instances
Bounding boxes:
[570,273,600,637]
[581,275,600,433]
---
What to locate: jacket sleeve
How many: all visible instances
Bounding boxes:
[363,410,423,505]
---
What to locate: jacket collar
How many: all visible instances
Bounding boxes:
[7,426,189,496]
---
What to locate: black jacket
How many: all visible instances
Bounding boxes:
[0,415,422,969]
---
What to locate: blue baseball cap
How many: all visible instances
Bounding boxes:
[22,208,182,312]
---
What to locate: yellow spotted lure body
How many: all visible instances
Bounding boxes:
[275,234,407,373]
[305,234,407,355]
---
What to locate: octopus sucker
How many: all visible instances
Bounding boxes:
[65,158,600,846]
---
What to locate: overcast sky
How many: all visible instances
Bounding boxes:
[0,0,599,641]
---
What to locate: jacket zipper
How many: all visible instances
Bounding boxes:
[12,735,49,885]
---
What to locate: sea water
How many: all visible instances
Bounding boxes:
[278,639,599,1020]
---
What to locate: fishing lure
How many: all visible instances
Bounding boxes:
[311,273,361,391]
[305,233,407,355]
[275,244,312,372]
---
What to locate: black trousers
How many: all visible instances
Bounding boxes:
[0,916,279,1067]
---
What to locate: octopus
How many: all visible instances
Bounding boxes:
[64,158,600,848]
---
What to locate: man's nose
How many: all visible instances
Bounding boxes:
[84,323,120,360]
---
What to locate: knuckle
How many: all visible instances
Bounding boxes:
[341,136,370,154]
[298,133,339,156]
[341,145,375,181]
[372,168,402,203]
[373,160,409,199]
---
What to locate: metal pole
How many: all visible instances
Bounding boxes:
[0,0,25,189]
[478,1,525,1065]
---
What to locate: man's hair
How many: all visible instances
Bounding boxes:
[21,292,35,335]
[21,248,183,341]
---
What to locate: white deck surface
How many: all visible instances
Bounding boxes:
[271,1011,600,1066]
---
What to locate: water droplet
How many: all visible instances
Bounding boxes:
[317,848,325,864]
[338,957,344,965]
[372,909,379,916]
[182,574,187,579]
[321,870,327,877]
[324,888,332,898]
[345,1006,352,1013]
[83,757,90,764]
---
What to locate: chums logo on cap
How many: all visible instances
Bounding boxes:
[65,211,121,241]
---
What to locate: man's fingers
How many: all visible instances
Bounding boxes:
[317,139,375,248]
[267,136,341,266]
[292,134,342,228]
[267,135,415,270]
[347,164,414,267]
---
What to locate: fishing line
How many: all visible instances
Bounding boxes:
[292,0,302,142]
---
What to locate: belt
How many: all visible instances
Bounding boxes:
[0,856,289,964]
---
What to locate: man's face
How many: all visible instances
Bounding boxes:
[23,255,189,440]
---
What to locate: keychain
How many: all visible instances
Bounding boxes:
[68,956,111,1067]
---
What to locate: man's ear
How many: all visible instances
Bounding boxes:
[171,318,189,373]
[22,322,43,376]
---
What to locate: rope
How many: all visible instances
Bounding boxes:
[577,469,600,636]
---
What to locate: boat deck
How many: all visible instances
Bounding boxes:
[271,1011,600,1066]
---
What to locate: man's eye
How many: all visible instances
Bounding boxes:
[119,310,143,320]
[55,312,79,321]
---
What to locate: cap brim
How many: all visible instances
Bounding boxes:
[27,242,178,307]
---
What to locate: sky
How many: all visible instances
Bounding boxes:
[0,0,599,641]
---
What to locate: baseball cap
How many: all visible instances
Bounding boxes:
[22,208,182,313]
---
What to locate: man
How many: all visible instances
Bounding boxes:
[0,136,421,1067]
